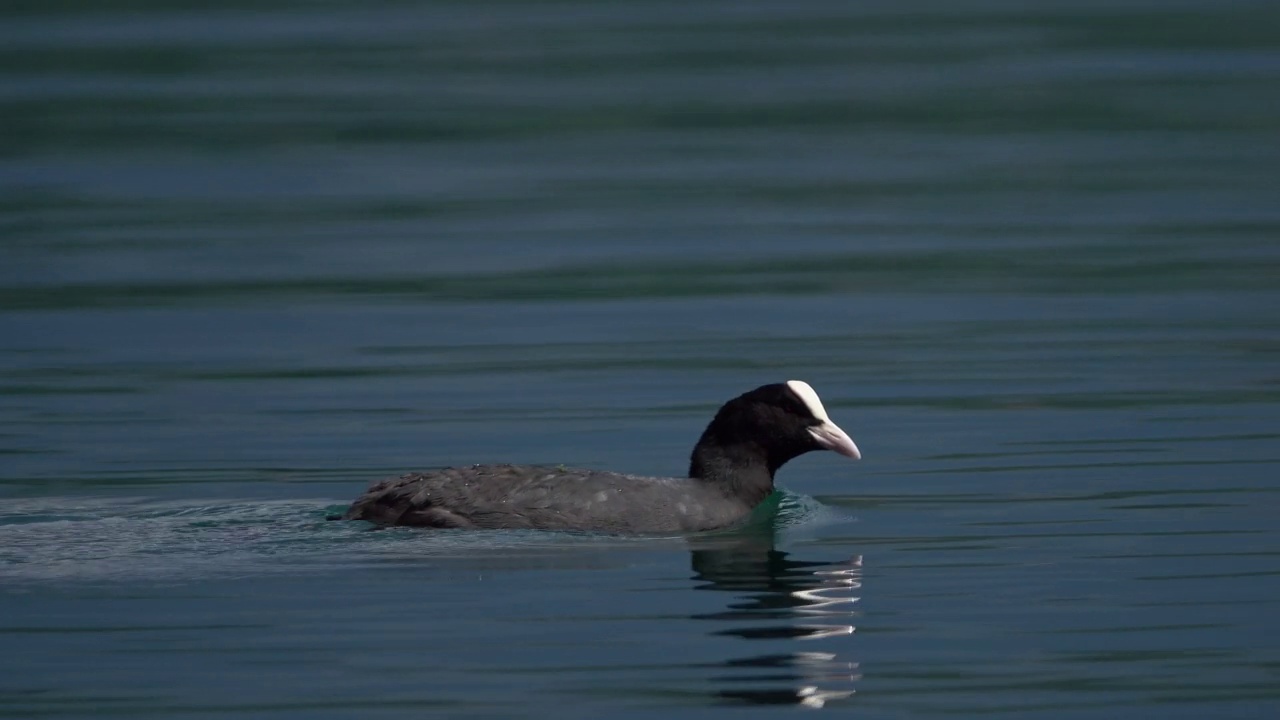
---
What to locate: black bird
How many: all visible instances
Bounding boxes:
[343,380,860,534]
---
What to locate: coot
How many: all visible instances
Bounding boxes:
[344,380,859,534]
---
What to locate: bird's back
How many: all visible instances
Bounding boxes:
[344,464,751,534]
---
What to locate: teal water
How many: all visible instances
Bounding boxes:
[3,1,1279,717]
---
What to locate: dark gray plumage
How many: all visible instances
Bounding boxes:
[344,380,860,534]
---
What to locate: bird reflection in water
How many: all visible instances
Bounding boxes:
[688,528,862,708]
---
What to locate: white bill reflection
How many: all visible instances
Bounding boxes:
[689,536,863,708]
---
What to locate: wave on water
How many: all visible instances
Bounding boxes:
[775,489,857,531]
[0,491,848,584]
[0,497,353,583]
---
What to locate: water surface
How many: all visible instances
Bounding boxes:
[2,1,1279,717]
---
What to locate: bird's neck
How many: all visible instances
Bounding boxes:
[688,442,777,508]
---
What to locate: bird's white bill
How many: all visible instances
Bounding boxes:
[809,421,861,460]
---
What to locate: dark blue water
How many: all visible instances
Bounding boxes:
[3,1,1279,717]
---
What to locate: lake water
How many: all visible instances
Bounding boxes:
[2,1,1279,717]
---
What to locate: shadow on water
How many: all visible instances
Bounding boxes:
[687,524,862,708]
